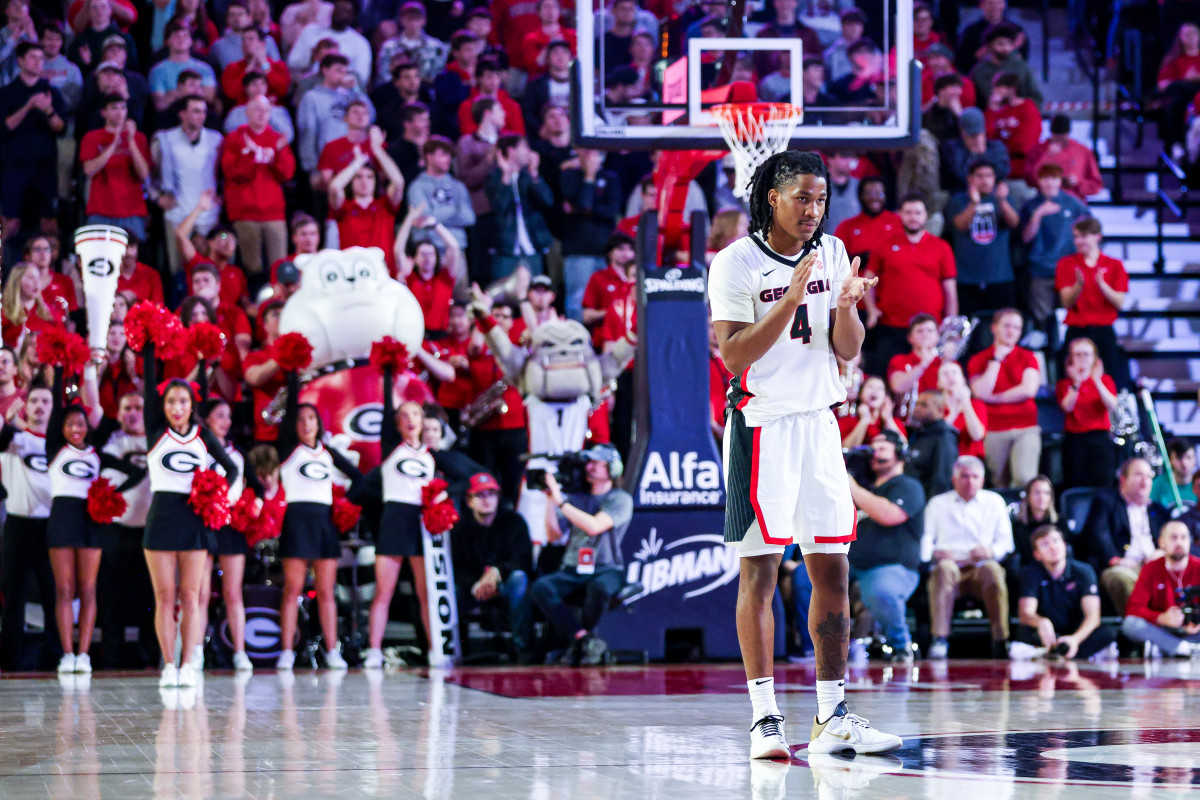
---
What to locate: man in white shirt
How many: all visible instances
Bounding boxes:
[922,455,1014,658]
[287,0,372,89]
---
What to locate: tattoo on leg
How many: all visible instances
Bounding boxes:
[814,611,849,681]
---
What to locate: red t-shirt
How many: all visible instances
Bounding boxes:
[242,348,285,442]
[985,98,1043,175]
[837,414,908,443]
[967,345,1039,430]
[185,253,249,313]
[710,354,733,430]
[1127,555,1200,622]
[1,305,63,347]
[1056,375,1116,434]
[221,58,290,105]
[887,352,943,395]
[467,349,526,431]
[407,269,456,333]
[946,398,988,458]
[597,295,637,352]
[583,265,634,345]
[457,90,526,136]
[331,196,401,275]
[1054,253,1128,327]
[317,135,382,176]
[118,262,165,305]
[518,27,578,75]
[80,128,151,218]
[920,70,977,106]
[43,272,79,312]
[425,335,475,410]
[1159,54,1200,84]
[833,210,903,268]
[97,360,139,419]
[871,231,956,327]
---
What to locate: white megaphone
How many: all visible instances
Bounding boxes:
[74,225,128,361]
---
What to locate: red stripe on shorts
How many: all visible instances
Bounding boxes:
[750,426,792,545]
[735,367,753,410]
[814,502,859,544]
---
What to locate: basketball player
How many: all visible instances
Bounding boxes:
[709,151,903,759]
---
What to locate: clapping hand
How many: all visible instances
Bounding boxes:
[836,256,877,309]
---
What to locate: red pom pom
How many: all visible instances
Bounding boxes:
[422,501,459,535]
[246,491,286,546]
[188,321,226,361]
[86,478,128,525]
[123,301,160,351]
[330,484,361,533]
[36,328,90,375]
[272,332,314,372]
[229,488,258,533]
[420,477,450,509]
[188,468,231,529]
[369,336,411,374]
[152,312,189,362]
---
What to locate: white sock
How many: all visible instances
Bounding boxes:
[748,677,781,722]
[816,680,845,722]
[1177,642,1193,657]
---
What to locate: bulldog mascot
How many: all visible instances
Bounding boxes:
[475,306,636,545]
[278,247,432,469]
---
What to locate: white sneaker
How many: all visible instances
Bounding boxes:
[57,653,76,673]
[808,702,903,755]
[749,758,790,800]
[192,644,205,670]
[1008,641,1045,661]
[232,651,254,671]
[159,663,179,687]
[73,653,92,674]
[362,648,384,669]
[1145,642,1162,660]
[927,639,948,660]
[276,650,295,670]
[1088,642,1120,662]
[177,662,198,687]
[324,647,348,670]
[750,714,790,760]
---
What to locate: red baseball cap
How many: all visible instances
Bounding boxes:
[467,472,500,495]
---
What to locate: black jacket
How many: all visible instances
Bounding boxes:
[905,420,959,499]
[1077,489,1170,574]
[449,509,533,587]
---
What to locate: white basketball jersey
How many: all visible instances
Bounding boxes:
[280,443,334,504]
[147,426,209,494]
[526,396,590,464]
[210,443,245,503]
[49,445,100,500]
[382,443,435,504]
[0,431,51,518]
[708,232,851,425]
[102,430,150,527]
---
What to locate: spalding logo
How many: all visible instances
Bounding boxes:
[162,451,203,473]
[344,404,383,441]
[23,453,48,473]
[86,257,115,278]
[61,459,98,480]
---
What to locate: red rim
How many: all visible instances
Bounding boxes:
[711,102,802,122]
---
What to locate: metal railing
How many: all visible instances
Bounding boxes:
[1153,150,1189,273]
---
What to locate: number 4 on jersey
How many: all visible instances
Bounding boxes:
[789,305,813,343]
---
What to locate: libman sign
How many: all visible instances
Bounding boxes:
[624,528,738,601]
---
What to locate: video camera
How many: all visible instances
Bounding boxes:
[525,451,592,495]
[843,445,874,486]
[1176,585,1200,626]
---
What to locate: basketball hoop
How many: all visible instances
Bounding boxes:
[711,102,803,199]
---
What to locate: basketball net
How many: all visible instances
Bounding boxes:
[712,103,804,199]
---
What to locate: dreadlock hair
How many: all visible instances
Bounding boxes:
[746,151,831,254]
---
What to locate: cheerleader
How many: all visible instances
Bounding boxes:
[353,364,436,669]
[45,366,142,674]
[0,384,58,671]
[201,398,254,672]
[141,342,240,688]
[275,371,363,670]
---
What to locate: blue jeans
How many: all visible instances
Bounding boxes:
[788,559,814,653]
[1121,615,1200,655]
[852,564,920,648]
[86,214,146,243]
[491,253,544,282]
[459,569,532,652]
[563,255,607,322]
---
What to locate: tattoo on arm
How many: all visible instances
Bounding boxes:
[813,611,850,681]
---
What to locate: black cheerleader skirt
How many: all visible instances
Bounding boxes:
[214,525,250,557]
[143,491,217,552]
[376,502,423,557]
[47,496,101,549]
[278,501,340,560]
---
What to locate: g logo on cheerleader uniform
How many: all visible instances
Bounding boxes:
[395,458,432,479]
[62,460,98,479]
[345,404,382,441]
[23,454,48,473]
[86,257,116,277]
[298,461,331,481]
[162,451,203,473]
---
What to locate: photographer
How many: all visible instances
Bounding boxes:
[529,444,633,666]
[1121,521,1200,658]
[1014,525,1116,660]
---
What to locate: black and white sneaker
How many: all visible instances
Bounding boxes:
[750,714,790,760]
